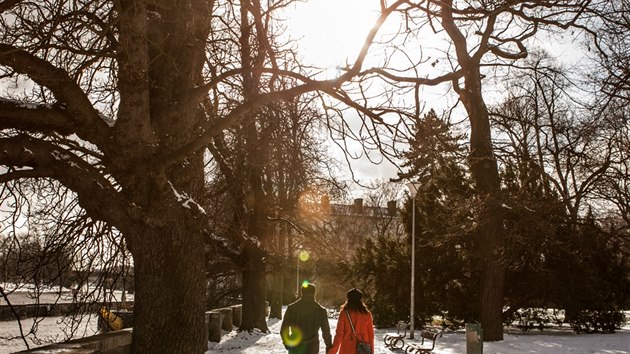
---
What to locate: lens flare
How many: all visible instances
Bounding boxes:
[298,250,310,262]
[281,326,303,347]
[301,280,310,288]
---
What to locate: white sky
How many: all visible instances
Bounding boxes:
[283,0,383,71]
[283,1,405,185]
[281,0,591,189]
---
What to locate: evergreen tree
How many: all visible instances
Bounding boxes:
[350,234,411,327]
[493,77,630,332]
[350,110,479,327]
[395,110,479,326]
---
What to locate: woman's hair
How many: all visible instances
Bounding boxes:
[343,288,368,314]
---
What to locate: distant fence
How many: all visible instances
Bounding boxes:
[0,302,132,321]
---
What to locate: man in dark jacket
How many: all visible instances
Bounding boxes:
[281,283,333,354]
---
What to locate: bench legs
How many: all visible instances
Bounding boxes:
[384,335,405,350]
[391,337,405,350]
[383,335,392,346]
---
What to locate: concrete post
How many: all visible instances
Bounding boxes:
[219,307,233,332]
[204,311,209,344]
[207,310,223,342]
[231,304,242,328]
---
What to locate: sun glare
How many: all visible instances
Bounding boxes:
[298,250,310,262]
[284,0,382,70]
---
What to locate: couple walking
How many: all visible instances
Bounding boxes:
[280,283,374,354]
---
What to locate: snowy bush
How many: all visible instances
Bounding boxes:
[569,309,625,333]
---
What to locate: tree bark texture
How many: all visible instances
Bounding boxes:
[240,245,270,330]
[119,1,212,351]
[460,77,505,341]
[0,0,215,352]
[439,0,506,340]
[270,273,284,319]
[130,222,207,353]
[235,0,272,332]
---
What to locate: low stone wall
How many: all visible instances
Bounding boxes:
[18,304,243,353]
[206,304,242,342]
[17,328,132,354]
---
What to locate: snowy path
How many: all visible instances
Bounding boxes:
[207,316,630,354]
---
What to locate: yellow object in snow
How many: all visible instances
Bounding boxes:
[100,306,123,331]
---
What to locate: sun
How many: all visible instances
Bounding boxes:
[284,0,382,70]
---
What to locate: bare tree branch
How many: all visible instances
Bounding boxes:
[0,45,110,144]
[0,136,131,231]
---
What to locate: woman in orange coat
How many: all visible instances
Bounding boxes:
[327,288,374,354]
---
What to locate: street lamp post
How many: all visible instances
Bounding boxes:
[296,248,300,295]
[406,182,420,339]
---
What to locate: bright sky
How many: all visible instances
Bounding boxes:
[283,0,383,72]
[281,0,590,187]
[283,1,404,184]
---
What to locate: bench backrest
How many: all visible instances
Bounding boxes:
[396,321,409,335]
[420,331,439,341]
[420,330,439,349]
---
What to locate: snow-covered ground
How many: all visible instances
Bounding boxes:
[0,315,100,353]
[1,311,629,353]
[0,285,128,353]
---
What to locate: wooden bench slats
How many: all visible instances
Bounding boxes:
[404,330,440,354]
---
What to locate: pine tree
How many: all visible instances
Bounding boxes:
[351,110,480,326]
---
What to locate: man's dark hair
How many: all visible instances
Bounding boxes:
[301,283,316,297]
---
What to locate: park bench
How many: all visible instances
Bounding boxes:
[404,330,440,354]
[383,321,409,349]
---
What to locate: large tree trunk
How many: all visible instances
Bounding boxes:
[478,196,505,341]
[269,220,287,319]
[439,0,506,340]
[114,1,212,349]
[269,264,285,319]
[235,0,271,332]
[461,75,505,341]
[130,222,207,353]
[237,177,272,332]
[269,230,285,320]
[123,144,207,352]
[240,246,270,331]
